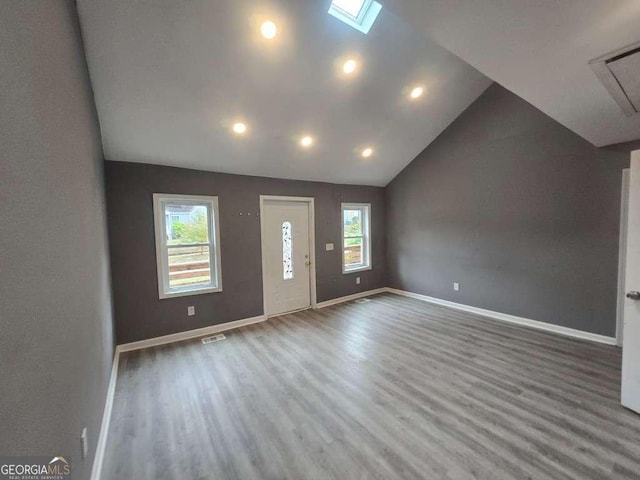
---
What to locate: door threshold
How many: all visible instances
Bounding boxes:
[267,306,311,319]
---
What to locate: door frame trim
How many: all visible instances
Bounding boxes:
[259,195,317,317]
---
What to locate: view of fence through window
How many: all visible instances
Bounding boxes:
[165,204,212,289]
[343,208,363,267]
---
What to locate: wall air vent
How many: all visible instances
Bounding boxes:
[590,41,640,117]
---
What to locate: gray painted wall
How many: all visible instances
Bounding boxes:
[387,84,630,337]
[0,1,114,479]
[605,139,640,154]
[105,161,387,344]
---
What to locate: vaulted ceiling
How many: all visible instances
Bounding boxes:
[77,0,639,187]
[382,0,640,148]
[76,0,491,186]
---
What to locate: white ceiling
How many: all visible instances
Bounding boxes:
[76,0,491,186]
[381,0,640,148]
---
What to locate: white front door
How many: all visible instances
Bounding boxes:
[262,200,312,316]
[622,150,640,414]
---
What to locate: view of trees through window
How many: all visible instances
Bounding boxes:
[343,209,363,266]
[169,211,208,244]
[165,205,212,288]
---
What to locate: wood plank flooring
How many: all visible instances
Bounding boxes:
[103,293,640,479]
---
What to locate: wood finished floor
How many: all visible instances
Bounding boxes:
[103,293,640,480]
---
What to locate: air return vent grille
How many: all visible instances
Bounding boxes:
[201,334,225,344]
[355,298,371,304]
[590,41,640,117]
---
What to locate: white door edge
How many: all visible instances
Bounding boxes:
[617,168,630,346]
[621,151,640,413]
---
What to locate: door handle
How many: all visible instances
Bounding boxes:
[626,291,640,300]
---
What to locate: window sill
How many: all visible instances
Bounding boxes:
[159,285,222,300]
[342,266,372,274]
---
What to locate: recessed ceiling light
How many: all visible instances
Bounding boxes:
[343,59,357,74]
[300,136,314,148]
[410,86,425,99]
[232,122,247,135]
[261,20,277,39]
[361,147,373,158]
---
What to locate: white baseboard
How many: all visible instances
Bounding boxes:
[117,315,267,353]
[315,288,387,309]
[90,286,615,479]
[91,313,267,479]
[386,288,617,346]
[90,347,120,480]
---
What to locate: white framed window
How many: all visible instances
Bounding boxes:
[153,193,222,299]
[328,0,382,35]
[333,0,371,19]
[342,203,371,273]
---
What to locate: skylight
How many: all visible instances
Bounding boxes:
[332,0,368,18]
[328,0,382,35]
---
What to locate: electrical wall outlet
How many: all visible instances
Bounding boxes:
[325,243,334,251]
[356,277,361,285]
[453,282,460,291]
[80,427,88,459]
[187,306,195,316]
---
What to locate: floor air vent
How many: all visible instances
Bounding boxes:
[590,41,640,117]
[355,298,371,304]
[201,334,226,344]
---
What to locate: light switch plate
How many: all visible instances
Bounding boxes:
[188,306,195,316]
[325,243,334,251]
